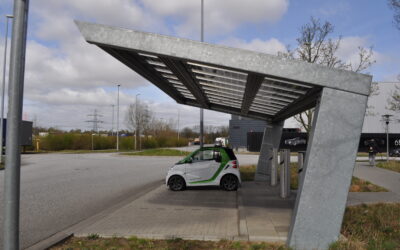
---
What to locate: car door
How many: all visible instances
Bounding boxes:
[185,149,220,182]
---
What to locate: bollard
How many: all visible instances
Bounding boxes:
[285,149,291,196]
[280,149,291,198]
[271,148,278,186]
[298,151,304,188]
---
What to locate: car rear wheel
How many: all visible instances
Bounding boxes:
[220,174,238,191]
[168,175,186,191]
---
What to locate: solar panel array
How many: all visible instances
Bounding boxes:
[138,52,315,119]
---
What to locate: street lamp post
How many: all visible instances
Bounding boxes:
[135,93,140,151]
[0,15,14,164]
[382,114,393,162]
[199,0,204,148]
[111,104,114,136]
[91,133,95,151]
[4,0,29,248]
[177,109,180,142]
[116,84,120,151]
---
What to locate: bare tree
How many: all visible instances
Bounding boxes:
[389,1,400,81]
[389,0,400,30]
[279,17,376,132]
[126,100,152,150]
[387,85,400,112]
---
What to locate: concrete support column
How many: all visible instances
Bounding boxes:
[255,121,284,181]
[288,88,368,250]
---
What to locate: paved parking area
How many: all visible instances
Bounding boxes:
[239,182,294,241]
[76,186,239,240]
[75,183,294,242]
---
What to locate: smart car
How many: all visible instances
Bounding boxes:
[166,147,241,191]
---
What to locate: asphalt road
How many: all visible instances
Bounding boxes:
[0,152,259,249]
[0,153,181,249]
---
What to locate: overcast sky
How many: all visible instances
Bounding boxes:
[0,0,399,132]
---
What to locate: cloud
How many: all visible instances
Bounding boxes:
[141,0,289,37]
[219,37,287,55]
[30,0,164,42]
[2,0,291,130]
[24,39,146,93]
[23,87,229,130]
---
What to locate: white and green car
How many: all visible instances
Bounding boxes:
[166,147,241,191]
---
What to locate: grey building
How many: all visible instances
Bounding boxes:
[229,115,267,149]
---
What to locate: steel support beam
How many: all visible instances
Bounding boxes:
[241,73,264,115]
[288,87,368,250]
[255,121,283,181]
[101,47,186,104]
[160,57,209,108]
[272,88,321,122]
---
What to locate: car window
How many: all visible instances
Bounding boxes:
[224,148,237,160]
[192,149,214,162]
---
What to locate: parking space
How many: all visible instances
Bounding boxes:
[75,181,295,242]
[76,186,239,241]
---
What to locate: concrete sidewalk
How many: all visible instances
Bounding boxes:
[353,162,400,195]
[347,162,400,205]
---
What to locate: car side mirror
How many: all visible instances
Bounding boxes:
[215,155,221,162]
[187,157,193,163]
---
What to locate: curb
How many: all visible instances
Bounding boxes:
[24,180,163,250]
[237,189,249,240]
[25,233,73,250]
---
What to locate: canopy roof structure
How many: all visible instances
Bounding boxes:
[76,21,373,250]
[76,21,371,122]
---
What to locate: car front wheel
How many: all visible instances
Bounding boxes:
[168,175,186,191]
[220,175,239,191]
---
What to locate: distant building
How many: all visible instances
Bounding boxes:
[229,115,267,150]
[229,82,400,150]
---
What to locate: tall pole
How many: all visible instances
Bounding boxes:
[116,84,120,151]
[4,1,29,249]
[199,0,204,148]
[386,123,389,161]
[0,15,14,164]
[177,109,180,142]
[111,104,114,136]
[382,114,392,162]
[135,93,140,151]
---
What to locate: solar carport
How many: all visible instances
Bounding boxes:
[76,21,372,250]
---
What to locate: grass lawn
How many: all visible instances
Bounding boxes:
[52,236,288,250]
[334,203,400,250]
[239,164,388,192]
[376,160,400,173]
[54,203,400,250]
[122,148,191,157]
[57,149,121,154]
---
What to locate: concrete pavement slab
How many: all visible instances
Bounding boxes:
[239,182,294,242]
[76,186,239,240]
[75,181,294,243]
